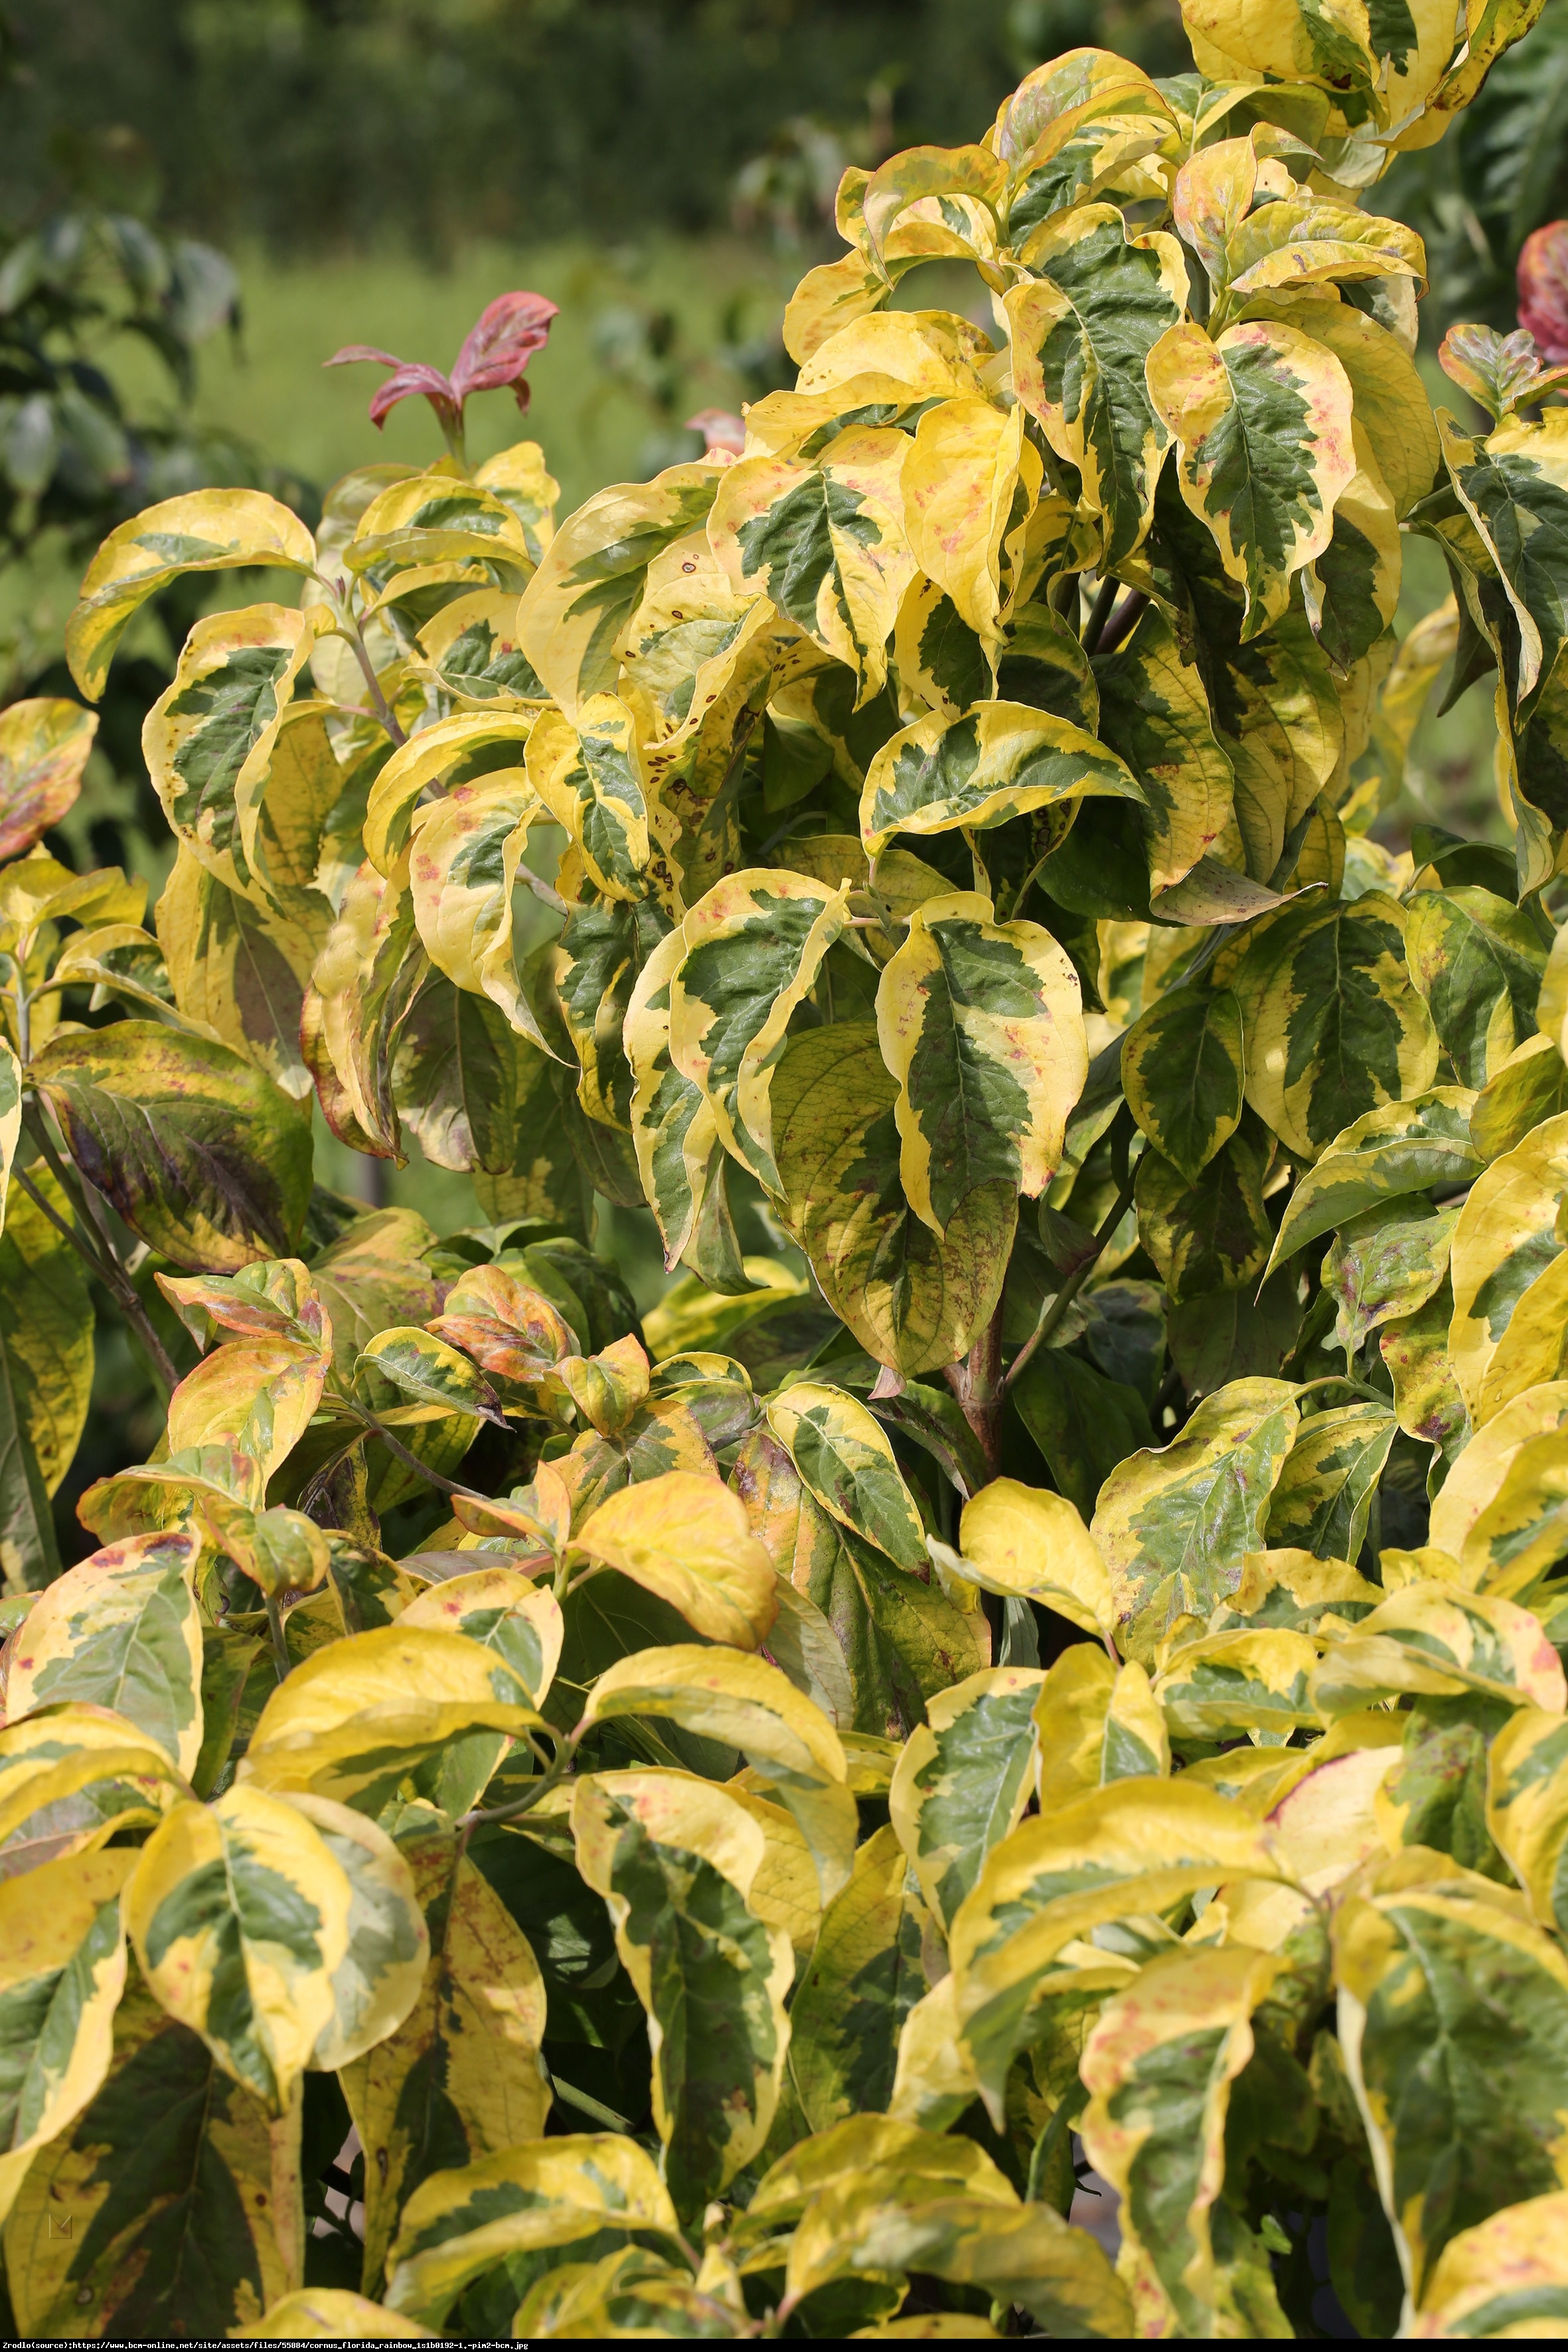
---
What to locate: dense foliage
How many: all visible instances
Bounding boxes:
[3,3,1568,2339]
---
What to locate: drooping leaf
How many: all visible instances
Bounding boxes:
[6,1531,204,1778]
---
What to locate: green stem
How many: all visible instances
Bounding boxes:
[337,1395,495,1504]
[458,1727,578,1828]
[17,1113,180,1395]
[264,1596,291,1684]
[1004,1154,1138,1396]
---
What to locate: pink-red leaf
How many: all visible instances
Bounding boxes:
[449,291,559,398]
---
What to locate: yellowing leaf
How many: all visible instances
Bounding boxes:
[901,398,1037,659]
[767,1382,929,1573]
[573,1468,778,1649]
[959,1478,1114,1636]
[0,698,98,861]
[0,1848,131,2225]
[1449,1111,1568,1425]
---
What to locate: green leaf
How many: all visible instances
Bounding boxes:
[1010,1348,1153,1520]
[1265,1401,1397,1561]
[1133,1119,1273,1303]
[1438,410,1568,706]
[767,1382,929,1573]
[341,1836,551,2296]
[0,1849,131,2224]
[356,1327,506,1425]
[1093,607,1237,897]
[1146,317,1356,637]
[888,1665,1044,1932]
[670,868,850,1195]
[4,1976,290,2335]
[875,889,1086,1233]
[771,1022,1014,1378]
[7,1530,204,1776]
[33,1021,311,1272]
[1336,1879,1568,2296]
[1090,1377,1300,1660]
[1267,1087,1481,1267]
[1080,1946,1291,2336]
[1324,1200,1458,1356]
[860,700,1142,860]
[1006,204,1186,566]
[787,1824,936,2134]
[65,487,316,702]
[1404,886,1547,1087]
[1230,894,1440,1162]
[570,1770,793,2219]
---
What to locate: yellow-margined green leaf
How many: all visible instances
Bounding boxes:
[736,2112,1009,2252]
[515,460,724,717]
[876,890,1085,1234]
[66,487,316,702]
[157,846,320,1101]
[959,1478,1115,1636]
[790,2182,1131,2337]
[1229,893,1439,1161]
[1439,410,1568,706]
[1303,426,1402,670]
[141,605,317,902]
[1080,1946,1289,2337]
[1006,202,1186,566]
[1122,984,1244,1186]
[708,428,915,704]
[1487,1707,1568,1938]
[1267,1087,1480,1268]
[947,1778,1285,2116]
[1429,1381,1568,1558]
[7,1530,203,1777]
[511,2246,741,2339]
[345,471,534,576]
[363,710,532,879]
[858,700,1142,860]
[344,1839,551,2298]
[625,923,732,1278]
[570,1770,793,2217]
[3,1974,289,2336]
[1458,1430,1568,1599]
[0,1705,189,1871]
[733,1425,984,1740]
[1311,1583,1566,1716]
[771,1022,1014,1377]
[1381,1279,1470,1451]
[1221,195,1425,310]
[380,2134,678,2331]
[1335,1877,1568,2299]
[1449,1111,1568,1425]
[554,891,674,1132]
[1090,1377,1300,1661]
[196,1497,329,1603]
[669,867,850,1194]
[1034,1645,1170,1812]
[767,1382,929,1573]
[1153,1627,1322,1743]
[787,1824,937,2133]
[356,1326,505,1425]
[580,1644,852,1901]
[399,1567,562,1709]
[1145,317,1356,639]
[299,858,423,1160]
[1093,606,1235,896]
[125,1782,353,2111]
[1324,1200,1459,1357]
[0,1847,131,2223]
[1405,888,1547,1087]
[888,1666,1044,1930]
[1409,2191,1568,2342]
[1471,1033,1568,1163]
[283,1793,428,2071]
[0,696,98,860]
[901,398,1038,661]
[235,2288,433,2338]
[574,1468,778,1649]
[33,1021,312,1271]
[525,695,659,902]
[1265,1401,1397,1562]
[238,1626,540,1814]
